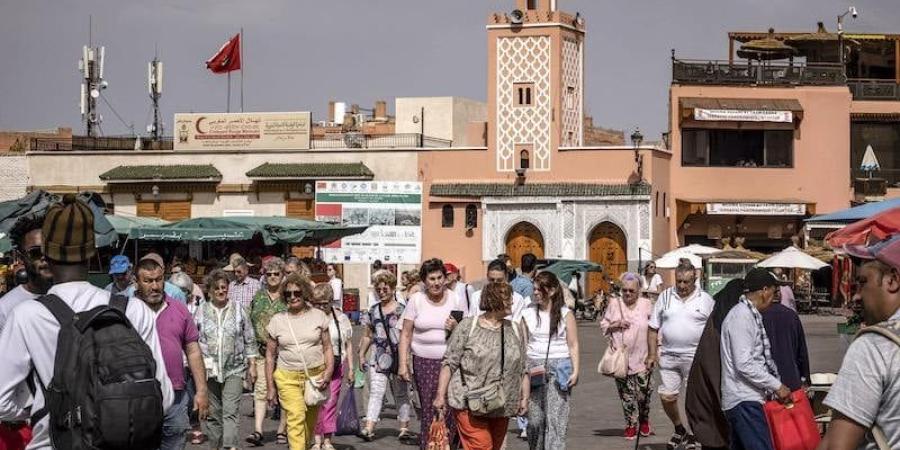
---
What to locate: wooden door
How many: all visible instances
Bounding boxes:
[137,200,191,221]
[505,222,544,268]
[588,222,627,296]
[286,199,315,220]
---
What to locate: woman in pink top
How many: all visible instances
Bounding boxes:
[398,258,463,450]
[601,272,654,440]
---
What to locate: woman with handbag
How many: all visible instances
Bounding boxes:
[599,273,653,440]
[522,271,580,450]
[265,273,335,450]
[434,281,529,450]
[311,283,354,450]
[398,258,465,450]
[358,271,413,442]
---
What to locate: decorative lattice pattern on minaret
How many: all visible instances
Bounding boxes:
[561,38,583,147]
[496,36,551,171]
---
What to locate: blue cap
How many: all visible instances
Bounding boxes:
[109,255,132,275]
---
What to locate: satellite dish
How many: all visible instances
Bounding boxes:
[510,9,525,25]
[90,89,100,99]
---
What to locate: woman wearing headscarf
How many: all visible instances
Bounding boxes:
[684,278,745,450]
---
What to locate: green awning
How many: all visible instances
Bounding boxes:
[128,216,367,246]
[105,215,169,235]
[539,259,604,285]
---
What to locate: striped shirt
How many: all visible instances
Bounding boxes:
[228,277,261,312]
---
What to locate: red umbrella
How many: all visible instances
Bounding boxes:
[826,206,900,248]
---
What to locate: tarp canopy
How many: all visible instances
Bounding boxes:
[128,216,368,246]
[0,191,116,250]
[806,198,900,223]
[106,215,169,235]
[758,246,829,270]
[826,207,900,247]
[539,259,603,285]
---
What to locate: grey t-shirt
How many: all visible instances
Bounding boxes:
[824,311,900,450]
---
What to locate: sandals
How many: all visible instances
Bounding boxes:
[275,433,288,444]
[359,428,376,442]
[245,431,264,447]
[189,430,205,445]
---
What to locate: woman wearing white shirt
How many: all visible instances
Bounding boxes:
[522,271,580,450]
[641,262,664,300]
[326,264,343,310]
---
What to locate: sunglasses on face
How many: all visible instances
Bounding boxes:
[266,272,282,277]
[214,285,228,292]
[284,290,303,299]
[23,246,43,260]
[621,288,637,293]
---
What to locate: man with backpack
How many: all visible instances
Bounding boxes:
[820,238,900,450]
[133,255,208,450]
[0,194,173,450]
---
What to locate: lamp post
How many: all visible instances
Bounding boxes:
[837,6,858,78]
[631,127,644,183]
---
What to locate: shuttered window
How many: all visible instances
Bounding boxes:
[136,200,191,221]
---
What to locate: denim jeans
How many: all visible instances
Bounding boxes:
[160,390,191,450]
[724,401,775,450]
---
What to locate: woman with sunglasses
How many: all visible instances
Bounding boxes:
[642,263,664,301]
[246,258,288,446]
[265,273,334,450]
[194,269,258,450]
[602,273,654,440]
[311,283,354,450]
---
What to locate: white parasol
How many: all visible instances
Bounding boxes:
[655,248,702,269]
[860,144,880,174]
[757,246,829,270]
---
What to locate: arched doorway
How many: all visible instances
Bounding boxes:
[587,222,627,296]
[505,222,544,268]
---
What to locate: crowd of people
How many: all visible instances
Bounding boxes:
[0,195,897,450]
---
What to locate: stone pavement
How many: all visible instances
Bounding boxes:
[194,314,846,450]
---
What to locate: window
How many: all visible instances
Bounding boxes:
[851,122,900,186]
[655,192,659,217]
[662,193,668,218]
[526,0,537,10]
[520,149,530,169]
[565,86,576,110]
[442,204,454,228]
[514,82,534,107]
[682,129,793,167]
[465,204,478,229]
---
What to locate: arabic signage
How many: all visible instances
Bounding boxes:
[174,112,311,150]
[706,202,806,216]
[694,108,793,123]
[315,181,422,264]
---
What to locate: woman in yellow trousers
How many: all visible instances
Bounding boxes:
[265,273,335,450]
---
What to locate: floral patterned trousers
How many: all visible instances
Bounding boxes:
[614,371,652,428]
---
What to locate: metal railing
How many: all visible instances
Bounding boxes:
[30,136,173,151]
[310,133,452,149]
[672,59,846,86]
[852,169,900,188]
[848,79,900,101]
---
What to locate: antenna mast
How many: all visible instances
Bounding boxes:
[148,48,163,141]
[79,16,106,137]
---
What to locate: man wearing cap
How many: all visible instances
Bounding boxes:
[0,216,54,333]
[720,268,791,450]
[0,194,174,450]
[444,263,475,312]
[646,261,714,450]
[125,253,188,304]
[105,254,133,295]
[134,256,208,450]
[820,238,900,450]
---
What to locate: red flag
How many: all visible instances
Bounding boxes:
[205,34,241,74]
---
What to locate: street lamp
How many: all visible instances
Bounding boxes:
[837,6,858,76]
[631,127,644,183]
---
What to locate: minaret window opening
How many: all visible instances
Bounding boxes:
[513,82,535,107]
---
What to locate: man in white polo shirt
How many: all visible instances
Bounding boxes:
[646,262,714,450]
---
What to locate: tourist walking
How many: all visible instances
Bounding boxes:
[760,296,810,391]
[820,241,900,449]
[510,253,537,301]
[0,216,53,332]
[326,264,343,310]
[195,269,259,450]
[398,258,463,450]
[468,259,530,320]
[445,262,475,311]
[105,254,133,295]
[228,257,261,313]
[720,268,791,450]
[358,271,413,441]
[170,272,202,316]
[312,283,354,450]
[600,273,653,440]
[435,282,529,450]
[134,256,209,450]
[641,262,664,300]
[246,258,288,447]
[265,273,334,450]
[169,270,207,444]
[0,195,174,450]
[646,262,714,450]
[522,271,580,450]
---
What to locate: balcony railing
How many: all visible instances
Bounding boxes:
[31,133,452,152]
[310,133,452,149]
[672,59,846,86]
[849,79,900,101]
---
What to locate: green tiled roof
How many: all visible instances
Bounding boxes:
[246,163,374,179]
[99,165,222,181]
[430,183,651,197]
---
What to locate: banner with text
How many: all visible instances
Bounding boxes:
[694,108,793,123]
[174,112,311,150]
[706,202,806,216]
[315,181,422,264]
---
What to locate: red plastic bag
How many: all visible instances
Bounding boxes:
[764,390,821,450]
[425,411,450,450]
[0,423,32,450]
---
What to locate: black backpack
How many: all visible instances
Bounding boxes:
[31,294,164,450]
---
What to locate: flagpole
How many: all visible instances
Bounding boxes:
[227,71,231,113]
[240,27,244,113]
